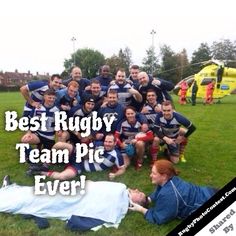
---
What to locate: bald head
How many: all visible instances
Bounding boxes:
[71,67,82,81]
[138,71,149,86]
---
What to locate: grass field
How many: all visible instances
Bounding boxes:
[0,92,236,236]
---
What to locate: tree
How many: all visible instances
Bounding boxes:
[211,39,236,61]
[175,49,191,81]
[123,47,132,68]
[190,43,211,75]
[60,70,69,80]
[118,47,132,74]
[64,48,105,79]
[105,55,124,77]
[105,47,133,77]
[159,45,178,84]
[142,46,159,75]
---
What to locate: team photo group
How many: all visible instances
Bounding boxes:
[0,65,219,232]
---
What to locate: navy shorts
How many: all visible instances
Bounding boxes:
[167,143,180,156]
[34,132,55,149]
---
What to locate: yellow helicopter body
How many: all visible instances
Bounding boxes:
[174,61,236,99]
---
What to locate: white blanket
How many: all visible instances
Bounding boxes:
[0,181,129,225]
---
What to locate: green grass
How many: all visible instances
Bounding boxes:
[0,92,236,236]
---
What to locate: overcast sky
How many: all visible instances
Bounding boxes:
[0,0,236,75]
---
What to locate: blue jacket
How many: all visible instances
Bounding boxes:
[145,176,216,224]
[95,75,113,88]
[138,77,174,105]
[55,88,80,109]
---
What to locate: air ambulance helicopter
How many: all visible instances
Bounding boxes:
[173,59,236,101]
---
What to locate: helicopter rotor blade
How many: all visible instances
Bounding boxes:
[157,59,236,75]
[158,61,208,75]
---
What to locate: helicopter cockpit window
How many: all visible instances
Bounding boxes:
[200,78,215,86]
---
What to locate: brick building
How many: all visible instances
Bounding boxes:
[0,69,49,87]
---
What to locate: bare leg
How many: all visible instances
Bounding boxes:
[135,141,145,170]
[21,133,40,145]
[57,131,70,142]
[150,137,160,165]
[42,167,76,180]
[170,155,179,164]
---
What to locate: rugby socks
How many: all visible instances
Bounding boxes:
[46,171,54,177]
[150,145,158,163]
[179,138,188,155]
